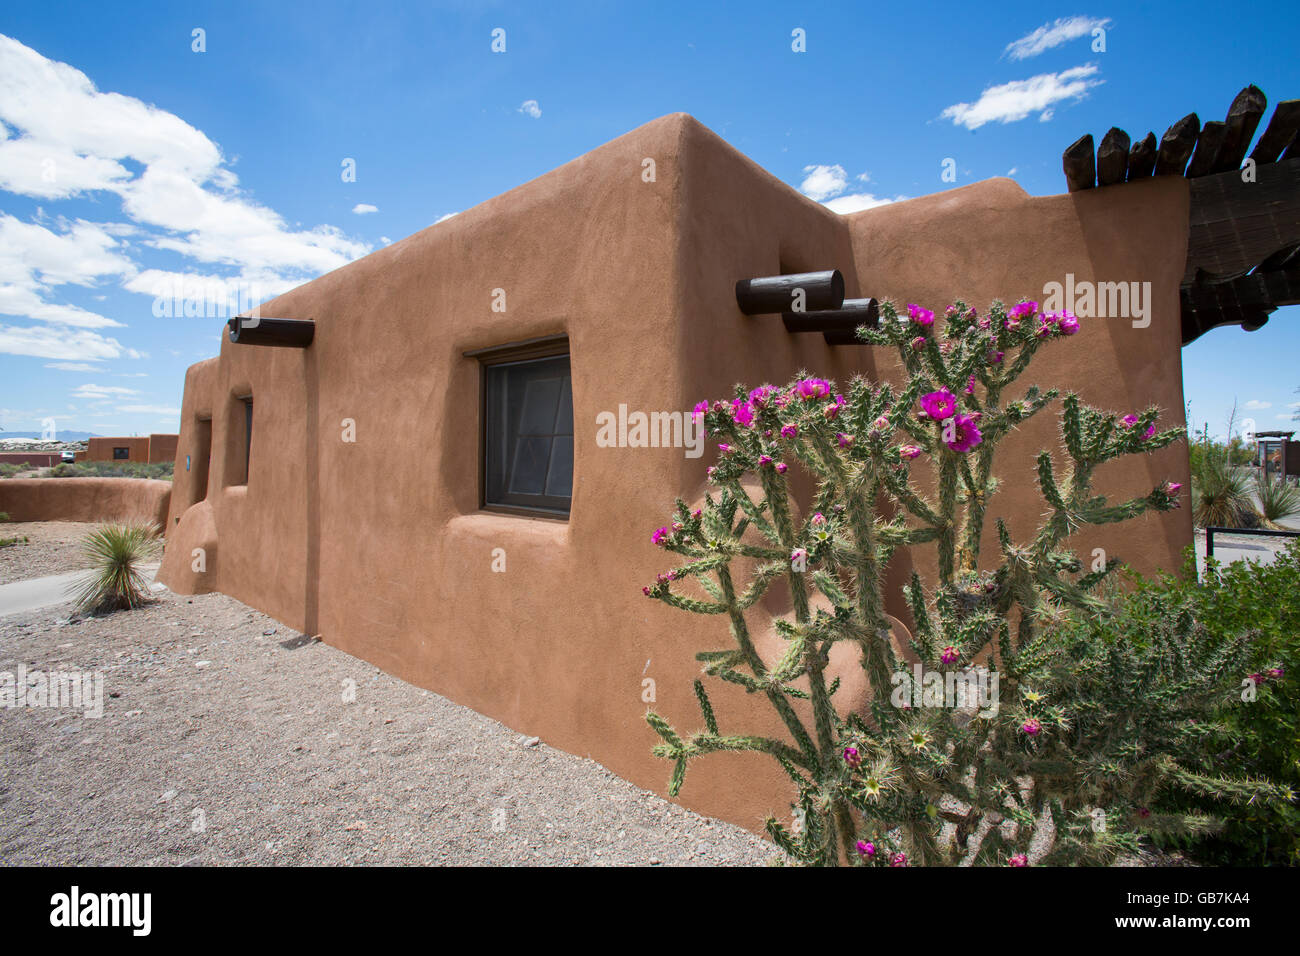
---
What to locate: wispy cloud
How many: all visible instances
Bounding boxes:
[797,163,903,214]
[45,361,101,372]
[1244,399,1272,410]
[941,64,1102,129]
[518,99,542,119]
[352,203,378,215]
[1004,16,1111,60]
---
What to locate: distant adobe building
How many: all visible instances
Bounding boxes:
[154,99,1297,832]
[77,434,178,464]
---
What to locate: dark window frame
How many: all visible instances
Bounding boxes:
[465,335,572,520]
[112,446,130,460]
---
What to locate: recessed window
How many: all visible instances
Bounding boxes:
[240,397,253,485]
[112,446,130,460]
[469,337,572,517]
[224,393,253,488]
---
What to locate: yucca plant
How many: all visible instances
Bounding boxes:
[1191,448,1256,529]
[1254,471,1300,530]
[70,522,161,615]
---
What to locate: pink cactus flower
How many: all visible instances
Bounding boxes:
[907,304,935,326]
[1008,854,1028,867]
[795,378,832,400]
[1165,481,1182,495]
[1144,423,1157,440]
[717,443,732,454]
[641,586,651,596]
[791,547,807,565]
[1269,667,1284,679]
[965,374,976,395]
[781,424,798,439]
[988,349,1004,364]
[945,413,983,453]
[920,388,957,421]
[749,385,776,406]
[811,512,827,528]
[890,852,908,867]
[692,508,702,518]
[843,745,861,767]
[732,400,755,428]
[940,646,960,665]
[1008,301,1038,320]
[1057,311,1080,335]
[1121,414,1139,428]
[692,400,708,422]
[1021,717,1042,736]
[856,840,876,857]
[759,455,773,467]
[837,433,854,448]
[910,336,927,351]
[652,527,670,546]
[775,462,788,474]
[899,444,923,460]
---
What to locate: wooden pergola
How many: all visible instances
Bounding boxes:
[1062,85,1300,345]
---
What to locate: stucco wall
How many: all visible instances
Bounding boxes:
[157,113,1194,835]
[0,478,171,526]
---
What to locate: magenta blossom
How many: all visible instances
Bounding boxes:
[652,527,670,546]
[890,852,908,867]
[717,443,732,454]
[906,303,935,326]
[1120,414,1139,428]
[1143,423,1157,440]
[856,840,876,857]
[945,413,983,453]
[825,395,846,420]
[910,336,927,351]
[692,400,708,422]
[1056,311,1079,335]
[775,462,788,474]
[1021,717,1042,736]
[899,444,923,460]
[1008,854,1028,867]
[731,399,755,428]
[759,454,773,467]
[811,512,827,528]
[781,424,798,439]
[843,745,861,768]
[749,385,776,406]
[940,646,960,665]
[795,378,832,400]
[1008,301,1038,320]
[1268,667,1284,680]
[965,374,976,395]
[920,388,958,421]
[837,433,854,448]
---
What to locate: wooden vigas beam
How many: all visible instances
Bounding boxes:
[226,316,316,348]
[782,298,880,345]
[735,270,845,315]
[1181,253,1300,344]
[1183,156,1300,287]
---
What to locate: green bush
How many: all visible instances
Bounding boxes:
[1255,472,1300,530]
[1124,544,1300,865]
[1191,447,1256,529]
[48,461,173,480]
[0,463,24,478]
[70,523,162,615]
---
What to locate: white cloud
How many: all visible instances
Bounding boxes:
[822,193,905,215]
[0,33,372,354]
[73,383,139,399]
[799,164,849,202]
[45,361,101,372]
[117,404,179,415]
[352,203,378,215]
[941,65,1103,129]
[1004,16,1111,61]
[1007,167,1019,176]
[0,323,139,360]
[434,212,458,224]
[518,99,542,119]
[1243,399,1272,410]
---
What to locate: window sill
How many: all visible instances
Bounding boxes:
[445,511,571,545]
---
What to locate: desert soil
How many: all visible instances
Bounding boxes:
[0,524,778,867]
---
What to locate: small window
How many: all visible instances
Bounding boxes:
[240,397,253,485]
[471,338,572,517]
[113,446,130,460]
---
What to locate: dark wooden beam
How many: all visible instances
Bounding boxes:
[1249,99,1300,164]
[1126,132,1158,181]
[1183,156,1300,285]
[1283,132,1299,161]
[782,298,879,345]
[227,316,315,348]
[1185,120,1228,178]
[736,270,844,315]
[1155,112,1200,176]
[1096,127,1131,186]
[1062,134,1095,191]
[1212,84,1267,174]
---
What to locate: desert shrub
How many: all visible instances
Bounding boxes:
[49,461,173,480]
[1191,447,1256,529]
[0,463,24,478]
[1255,472,1300,530]
[0,535,28,547]
[643,299,1289,866]
[71,522,161,615]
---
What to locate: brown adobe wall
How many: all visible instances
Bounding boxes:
[0,477,171,527]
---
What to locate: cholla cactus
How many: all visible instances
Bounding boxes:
[644,299,1289,865]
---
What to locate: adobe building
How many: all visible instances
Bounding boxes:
[156,96,1299,833]
[77,433,179,464]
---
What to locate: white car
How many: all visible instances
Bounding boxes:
[60,450,76,464]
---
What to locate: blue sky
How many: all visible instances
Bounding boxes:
[0,1,1296,439]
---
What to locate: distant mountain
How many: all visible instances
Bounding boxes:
[0,431,101,441]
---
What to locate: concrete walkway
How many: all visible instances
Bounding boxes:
[0,564,159,618]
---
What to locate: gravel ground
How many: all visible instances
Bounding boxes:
[0,565,778,866]
[0,522,94,586]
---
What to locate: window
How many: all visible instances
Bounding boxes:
[469,337,572,517]
[240,397,253,485]
[112,446,130,460]
[190,417,212,504]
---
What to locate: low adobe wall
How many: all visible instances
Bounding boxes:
[0,453,60,467]
[0,478,171,528]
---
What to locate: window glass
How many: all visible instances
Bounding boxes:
[485,354,572,515]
